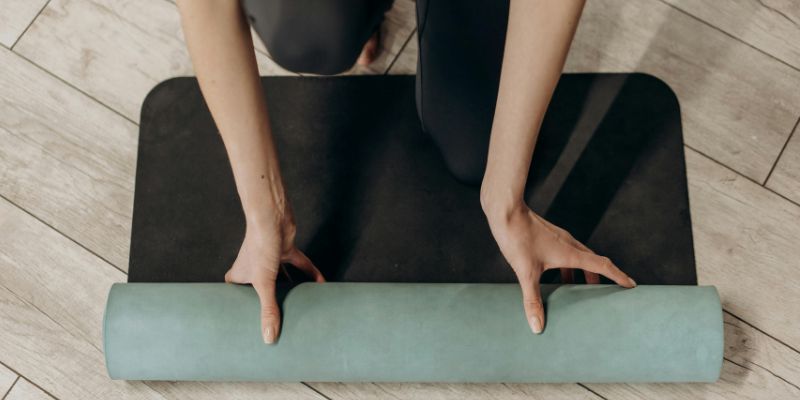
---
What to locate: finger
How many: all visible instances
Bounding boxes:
[556,234,601,284]
[284,247,325,282]
[553,249,636,288]
[252,275,281,344]
[514,266,545,334]
[560,268,574,284]
[584,271,601,284]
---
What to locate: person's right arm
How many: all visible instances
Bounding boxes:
[176,0,324,344]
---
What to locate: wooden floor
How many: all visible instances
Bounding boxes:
[1,0,799,398]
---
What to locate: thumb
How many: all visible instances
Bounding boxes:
[515,267,545,334]
[253,274,281,344]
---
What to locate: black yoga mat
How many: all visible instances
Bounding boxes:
[129,74,695,285]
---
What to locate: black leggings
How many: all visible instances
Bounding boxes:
[242,0,510,185]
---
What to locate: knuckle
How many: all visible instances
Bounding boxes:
[523,297,544,309]
[261,307,280,320]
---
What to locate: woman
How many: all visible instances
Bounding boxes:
[176,0,636,344]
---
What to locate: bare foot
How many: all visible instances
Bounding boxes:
[357,30,380,66]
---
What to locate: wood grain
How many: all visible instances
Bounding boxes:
[387,31,417,75]
[662,0,800,69]
[767,122,800,204]
[0,0,48,47]
[0,46,136,269]
[587,360,800,399]
[0,197,327,399]
[4,379,55,400]
[723,313,800,387]
[0,363,17,399]
[687,147,800,351]
[13,0,297,123]
[565,0,800,182]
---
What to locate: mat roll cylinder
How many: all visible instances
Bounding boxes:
[103,283,723,383]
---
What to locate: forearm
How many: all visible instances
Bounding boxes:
[177,0,285,226]
[481,0,585,219]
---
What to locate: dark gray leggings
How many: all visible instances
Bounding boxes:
[243,0,510,185]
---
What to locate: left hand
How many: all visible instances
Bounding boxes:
[485,202,636,334]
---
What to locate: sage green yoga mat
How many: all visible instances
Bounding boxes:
[103,282,722,382]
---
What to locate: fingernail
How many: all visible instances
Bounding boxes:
[629,277,637,287]
[529,316,543,334]
[263,327,275,344]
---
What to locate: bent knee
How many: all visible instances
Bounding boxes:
[443,155,485,186]
[268,38,360,75]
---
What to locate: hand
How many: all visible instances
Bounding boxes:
[224,202,325,344]
[485,202,636,334]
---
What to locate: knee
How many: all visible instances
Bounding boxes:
[423,119,488,186]
[443,154,485,186]
[268,36,360,75]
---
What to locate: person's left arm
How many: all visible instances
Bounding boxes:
[480,0,637,335]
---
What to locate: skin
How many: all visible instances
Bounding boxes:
[176,0,635,344]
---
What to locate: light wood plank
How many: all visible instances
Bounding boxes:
[766,122,800,204]
[587,360,800,400]
[0,0,48,47]
[0,46,135,269]
[0,279,164,399]
[4,379,55,400]
[14,0,297,123]
[663,0,800,69]
[686,147,800,350]
[723,313,800,387]
[387,31,417,75]
[566,0,800,182]
[0,198,329,400]
[0,363,17,399]
[309,382,600,400]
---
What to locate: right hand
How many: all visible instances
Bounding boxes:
[224,202,325,344]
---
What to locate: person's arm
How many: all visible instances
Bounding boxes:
[480,0,636,334]
[176,0,323,344]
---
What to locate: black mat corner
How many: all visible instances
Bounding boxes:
[129,74,696,285]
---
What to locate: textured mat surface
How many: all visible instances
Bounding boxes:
[129,74,695,285]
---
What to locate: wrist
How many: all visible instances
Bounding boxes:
[480,180,526,225]
[243,193,289,231]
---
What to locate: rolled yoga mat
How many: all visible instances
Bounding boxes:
[104,282,723,382]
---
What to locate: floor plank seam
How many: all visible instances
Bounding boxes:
[8,0,51,51]
[748,359,800,391]
[0,376,19,400]
[763,115,800,185]
[7,50,139,126]
[725,357,800,392]
[577,383,609,399]
[383,28,417,75]
[723,310,800,356]
[0,193,127,276]
[2,284,104,355]
[302,382,334,400]
[684,144,800,209]
[0,361,60,400]
[755,0,799,28]
[658,0,800,74]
